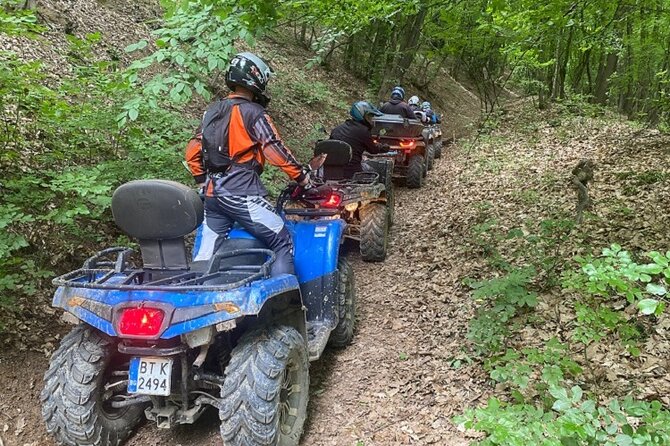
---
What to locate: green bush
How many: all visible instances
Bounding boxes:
[0,17,193,315]
[458,339,670,445]
[563,244,670,316]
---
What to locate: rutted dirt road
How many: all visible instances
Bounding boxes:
[0,145,487,446]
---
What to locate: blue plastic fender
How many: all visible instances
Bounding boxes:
[52,273,300,339]
[194,220,346,284]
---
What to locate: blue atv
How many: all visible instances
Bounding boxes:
[40,174,356,445]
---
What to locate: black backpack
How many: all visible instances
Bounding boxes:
[201,98,248,172]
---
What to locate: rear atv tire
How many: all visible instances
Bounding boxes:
[220,325,309,446]
[406,155,425,189]
[329,258,356,347]
[359,203,389,262]
[434,141,443,159]
[426,144,435,171]
[41,325,144,446]
[386,184,395,227]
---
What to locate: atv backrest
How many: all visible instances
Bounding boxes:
[112,180,204,270]
[314,139,352,180]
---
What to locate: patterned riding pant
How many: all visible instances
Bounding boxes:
[198,195,295,276]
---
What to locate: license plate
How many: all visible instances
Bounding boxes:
[128,357,173,396]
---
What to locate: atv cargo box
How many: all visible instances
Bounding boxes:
[371,113,424,138]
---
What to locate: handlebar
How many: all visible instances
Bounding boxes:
[276,182,338,216]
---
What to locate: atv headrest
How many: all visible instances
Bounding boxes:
[314,140,352,166]
[111,180,204,240]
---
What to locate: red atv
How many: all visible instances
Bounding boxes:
[369,113,428,188]
[282,140,394,262]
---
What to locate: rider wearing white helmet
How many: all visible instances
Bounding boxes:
[408,96,421,111]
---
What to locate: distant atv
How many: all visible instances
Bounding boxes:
[413,111,442,170]
[284,140,394,262]
[429,124,444,159]
[423,124,445,168]
[369,113,427,189]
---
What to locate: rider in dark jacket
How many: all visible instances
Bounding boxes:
[380,86,414,119]
[330,101,389,178]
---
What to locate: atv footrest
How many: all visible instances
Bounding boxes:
[307,321,330,361]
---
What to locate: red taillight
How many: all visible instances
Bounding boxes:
[118,307,165,337]
[399,140,415,149]
[323,193,342,208]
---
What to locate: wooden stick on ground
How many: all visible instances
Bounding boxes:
[571,159,595,224]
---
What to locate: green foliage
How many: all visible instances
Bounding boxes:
[460,242,670,442]
[458,340,670,445]
[487,339,582,393]
[0,0,43,35]
[0,17,192,314]
[457,392,670,446]
[563,244,670,316]
[466,217,574,355]
[466,266,538,355]
[122,0,279,122]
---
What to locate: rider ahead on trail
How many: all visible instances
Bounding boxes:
[422,101,441,124]
[380,86,414,119]
[330,101,390,178]
[185,52,310,276]
[408,95,431,124]
[408,95,421,112]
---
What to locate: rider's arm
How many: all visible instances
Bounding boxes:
[252,113,307,183]
[184,132,206,186]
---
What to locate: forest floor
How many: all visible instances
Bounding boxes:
[3,99,670,445]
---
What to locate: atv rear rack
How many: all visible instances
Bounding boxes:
[336,171,379,185]
[52,247,276,292]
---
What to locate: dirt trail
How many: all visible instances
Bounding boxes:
[300,150,486,446]
[0,145,486,446]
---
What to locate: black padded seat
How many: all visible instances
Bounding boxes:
[111,180,204,270]
[192,238,270,285]
[191,238,268,270]
[314,140,352,181]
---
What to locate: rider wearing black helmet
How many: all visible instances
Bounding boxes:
[186,52,310,276]
[330,101,390,178]
[379,86,414,119]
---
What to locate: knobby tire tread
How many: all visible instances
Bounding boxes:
[407,155,424,189]
[219,325,309,446]
[426,144,435,171]
[359,203,388,262]
[434,140,443,159]
[329,258,356,347]
[41,325,143,446]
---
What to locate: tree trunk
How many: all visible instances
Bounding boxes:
[557,26,573,99]
[392,7,428,84]
[571,49,590,93]
[593,52,618,105]
[551,28,564,100]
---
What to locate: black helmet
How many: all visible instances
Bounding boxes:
[226,52,274,107]
[350,101,382,124]
[391,86,405,100]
